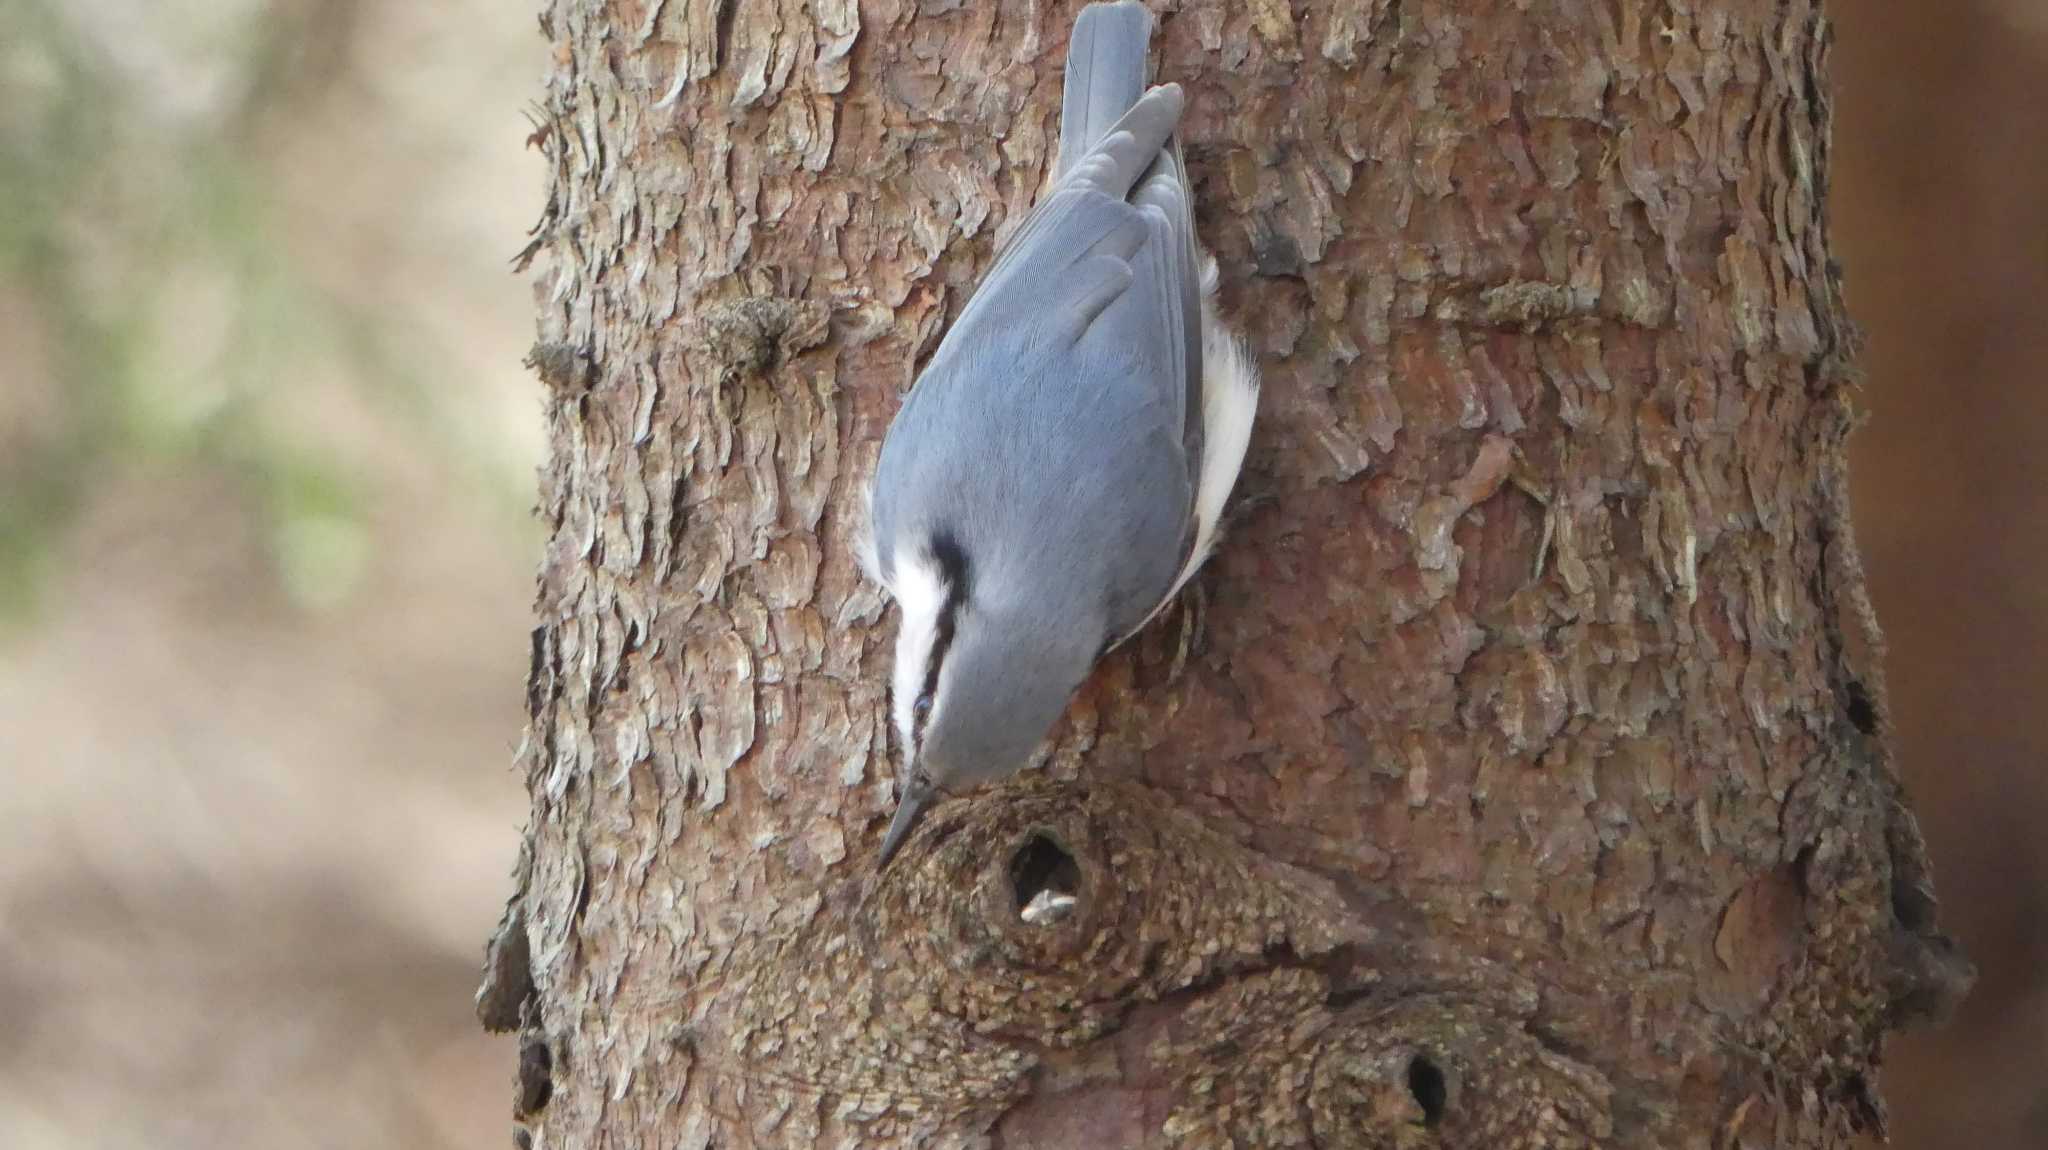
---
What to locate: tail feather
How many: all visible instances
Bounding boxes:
[1058,1,1154,180]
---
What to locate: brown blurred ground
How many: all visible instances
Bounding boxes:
[1834,2,2048,1146]
[0,1,2041,1147]
[0,1,543,1146]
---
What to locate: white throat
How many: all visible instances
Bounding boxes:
[887,549,951,757]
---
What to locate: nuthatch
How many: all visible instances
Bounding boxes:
[862,1,1260,865]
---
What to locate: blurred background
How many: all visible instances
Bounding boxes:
[0,1,2039,1147]
[0,0,541,1145]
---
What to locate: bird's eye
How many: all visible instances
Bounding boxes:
[913,693,934,721]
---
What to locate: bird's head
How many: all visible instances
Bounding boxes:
[875,527,1101,866]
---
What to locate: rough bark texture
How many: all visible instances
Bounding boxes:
[482,1,1971,1146]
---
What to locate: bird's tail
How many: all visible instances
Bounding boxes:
[1057,2,1155,181]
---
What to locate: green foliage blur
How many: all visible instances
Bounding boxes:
[0,0,533,622]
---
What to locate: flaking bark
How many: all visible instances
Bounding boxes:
[483,1,1970,1145]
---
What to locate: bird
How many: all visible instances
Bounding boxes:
[860,0,1260,867]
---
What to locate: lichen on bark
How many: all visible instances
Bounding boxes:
[484,1,1969,1146]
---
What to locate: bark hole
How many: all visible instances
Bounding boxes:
[1008,832,1080,924]
[1407,1053,1447,1127]
[1843,678,1878,734]
[516,1032,554,1117]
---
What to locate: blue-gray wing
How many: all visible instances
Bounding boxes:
[938,79,1194,379]
[1053,2,1203,482]
[892,84,1201,502]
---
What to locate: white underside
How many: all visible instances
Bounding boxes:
[1124,253,1261,639]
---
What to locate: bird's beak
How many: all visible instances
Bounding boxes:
[877,773,935,869]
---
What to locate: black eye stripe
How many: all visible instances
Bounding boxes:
[913,526,970,745]
[928,528,970,592]
[918,587,961,714]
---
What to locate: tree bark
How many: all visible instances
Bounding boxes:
[480,0,1972,1146]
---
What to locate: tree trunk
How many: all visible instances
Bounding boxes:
[479,0,1972,1146]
